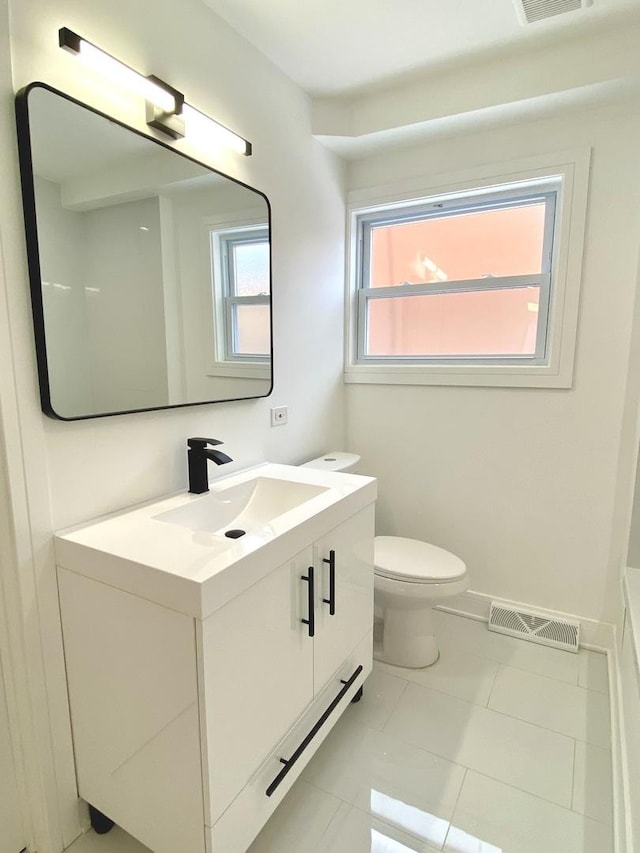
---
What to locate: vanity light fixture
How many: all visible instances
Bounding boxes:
[58,27,251,155]
[182,104,252,156]
[58,28,183,116]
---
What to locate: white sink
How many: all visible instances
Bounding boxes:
[54,463,376,619]
[153,477,329,536]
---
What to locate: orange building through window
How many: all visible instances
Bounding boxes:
[367,203,546,357]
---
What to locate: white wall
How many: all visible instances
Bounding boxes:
[0,395,26,853]
[346,101,640,622]
[0,0,346,847]
[8,0,346,528]
[0,653,24,853]
[82,197,169,413]
[34,183,171,416]
[1,2,81,848]
[607,249,640,607]
[34,177,93,415]
[627,463,640,567]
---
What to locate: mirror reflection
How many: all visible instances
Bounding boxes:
[16,84,272,420]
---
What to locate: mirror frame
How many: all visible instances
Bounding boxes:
[14,81,273,420]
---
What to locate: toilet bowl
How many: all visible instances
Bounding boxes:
[374,536,468,667]
[302,452,469,669]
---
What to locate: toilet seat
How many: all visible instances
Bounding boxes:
[374,536,466,584]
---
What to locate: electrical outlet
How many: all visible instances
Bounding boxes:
[270,406,288,426]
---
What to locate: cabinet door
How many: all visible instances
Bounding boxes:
[199,547,315,825]
[313,506,374,690]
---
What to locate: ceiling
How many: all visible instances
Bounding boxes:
[203,0,639,96]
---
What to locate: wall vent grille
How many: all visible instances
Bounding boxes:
[514,0,593,25]
[488,602,580,652]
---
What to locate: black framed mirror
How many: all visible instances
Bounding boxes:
[15,83,272,420]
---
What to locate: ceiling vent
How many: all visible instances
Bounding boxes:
[514,0,593,25]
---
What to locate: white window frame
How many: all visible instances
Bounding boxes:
[345,150,591,389]
[218,228,270,363]
[205,212,271,380]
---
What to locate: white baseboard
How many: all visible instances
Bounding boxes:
[435,588,615,651]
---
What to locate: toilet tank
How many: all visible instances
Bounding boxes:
[301,451,360,474]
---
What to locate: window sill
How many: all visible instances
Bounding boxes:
[207,362,270,381]
[344,363,572,389]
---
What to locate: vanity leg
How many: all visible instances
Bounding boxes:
[351,686,364,703]
[89,804,115,835]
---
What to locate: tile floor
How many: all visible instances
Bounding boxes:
[67,611,613,853]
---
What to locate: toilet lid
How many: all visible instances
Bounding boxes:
[301,451,360,472]
[374,536,466,583]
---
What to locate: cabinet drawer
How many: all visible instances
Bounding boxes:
[208,631,372,853]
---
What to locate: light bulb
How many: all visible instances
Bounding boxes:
[183,105,249,155]
[77,41,177,112]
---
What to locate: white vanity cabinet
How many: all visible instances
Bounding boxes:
[55,464,376,853]
[200,508,374,834]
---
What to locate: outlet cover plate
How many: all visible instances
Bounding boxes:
[271,406,288,426]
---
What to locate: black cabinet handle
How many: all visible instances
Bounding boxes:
[266,664,363,797]
[322,549,336,615]
[301,567,315,638]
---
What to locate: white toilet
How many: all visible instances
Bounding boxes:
[303,451,469,668]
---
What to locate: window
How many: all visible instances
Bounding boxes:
[346,154,590,388]
[219,229,270,360]
[358,184,556,363]
[208,225,270,377]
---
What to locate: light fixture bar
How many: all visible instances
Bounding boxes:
[182,105,252,156]
[58,27,251,156]
[58,28,183,115]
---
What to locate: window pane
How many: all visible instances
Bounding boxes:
[233,304,270,355]
[369,203,546,288]
[233,241,270,296]
[366,287,541,357]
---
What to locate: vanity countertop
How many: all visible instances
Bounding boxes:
[54,463,376,620]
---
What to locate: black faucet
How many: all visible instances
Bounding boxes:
[187,437,233,494]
